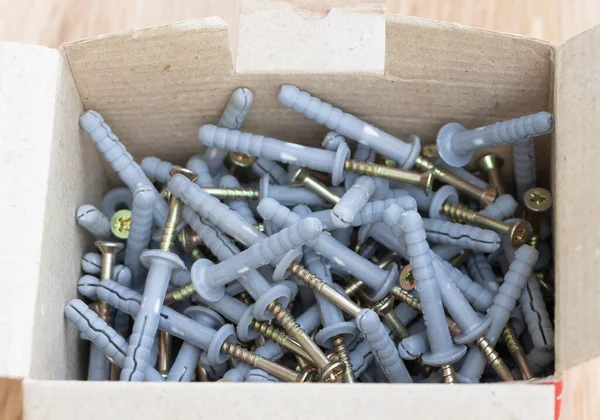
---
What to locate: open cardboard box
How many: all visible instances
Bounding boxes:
[1,2,599,419]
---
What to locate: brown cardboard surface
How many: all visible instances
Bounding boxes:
[561,355,600,419]
[21,381,555,420]
[61,15,552,186]
[554,24,600,374]
[0,378,22,420]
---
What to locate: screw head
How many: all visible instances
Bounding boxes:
[228,151,256,168]
[524,187,552,213]
[320,360,347,383]
[178,226,203,252]
[290,167,310,187]
[508,219,533,248]
[477,153,504,172]
[110,209,132,239]
[170,166,198,183]
[94,240,124,256]
[399,265,416,291]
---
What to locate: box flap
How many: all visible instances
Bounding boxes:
[554,24,600,374]
[560,354,600,419]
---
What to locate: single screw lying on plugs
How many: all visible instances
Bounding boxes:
[77,205,111,239]
[412,156,498,205]
[79,110,168,226]
[356,309,413,383]
[513,136,537,202]
[190,218,322,303]
[65,299,164,382]
[277,85,421,169]
[391,208,467,366]
[204,87,254,175]
[330,176,375,228]
[435,112,554,168]
[502,323,534,380]
[121,168,196,381]
[167,307,225,382]
[457,245,538,383]
[290,168,341,205]
[477,154,505,195]
[305,250,358,383]
[124,185,155,289]
[97,282,318,382]
[110,209,132,239]
[258,198,400,302]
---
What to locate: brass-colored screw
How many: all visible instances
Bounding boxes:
[158,331,172,378]
[236,291,254,306]
[331,335,356,383]
[199,187,260,200]
[290,168,341,205]
[448,250,472,268]
[164,283,195,305]
[372,295,409,340]
[343,160,434,195]
[477,153,505,195]
[219,341,316,382]
[399,265,416,291]
[524,187,552,213]
[374,251,401,270]
[248,319,313,363]
[266,300,346,382]
[441,365,457,384]
[528,234,539,248]
[160,168,198,252]
[95,241,124,323]
[228,151,257,168]
[177,226,204,253]
[502,324,534,380]
[110,209,132,239]
[414,156,497,205]
[440,203,531,248]
[390,286,422,311]
[196,361,209,382]
[421,144,440,159]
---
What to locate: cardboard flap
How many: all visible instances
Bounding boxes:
[237,0,385,73]
[554,24,600,374]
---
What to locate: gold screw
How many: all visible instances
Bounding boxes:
[110,209,132,239]
[228,151,257,168]
[177,226,204,253]
[414,156,497,205]
[524,187,552,213]
[399,265,416,291]
[95,241,124,323]
[160,167,198,252]
[343,160,435,195]
[248,319,313,363]
[441,364,457,384]
[371,295,409,340]
[502,324,534,380]
[448,250,472,268]
[290,168,341,205]
[158,331,172,378]
[440,202,531,248]
[421,144,440,159]
[477,153,505,196]
[199,187,260,200]
[331,335,356,383]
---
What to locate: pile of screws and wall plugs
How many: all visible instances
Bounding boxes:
[69,85,554,384]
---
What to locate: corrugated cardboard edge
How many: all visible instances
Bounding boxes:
[0,378,22,420]
[554,23,600,375]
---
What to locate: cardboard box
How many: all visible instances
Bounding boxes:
[0,2,598,419]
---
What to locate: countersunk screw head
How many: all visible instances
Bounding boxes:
[399,265,416,290]
[320,360,346,383]
[508,219,533,248]
[94,240,124,255]
[228,151,256,168]
[477,153,504,172]
[170,167,198,183]
[110,209,132,239]
[524,187,552,213]
[177,226,203,253]
[290,167,310,187]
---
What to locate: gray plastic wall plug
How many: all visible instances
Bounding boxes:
[191,218,321,303]
[277,85,421,170]
[467,253,500,293]
[349,337,375,377]
[223,340,285,382]
[456,245,538,383]
[64,299,164,382]
[436,112,554,167]
[186,155,216,187]
[398,331,430,360]
[245,369,280,382]
[261,174,339,206]
[167,307,225,382]
[385,206,467,366]
[479,194,519,220]
[513,136,537,202]
[141,156,176,184]
[520,275,554,351]
[431,245,463,261]
[330,176,375,228]
[527,348,554,376]
[251,157,288,185]
[204,88,254,175]
[101,187,133,217]
[81,252,102,275]
[438,259,495,312]
[220,175,257,225]
[533,242,552,271]
[79,110,167,227]
[358,222,408,260]
[76,204,112,239]
[295,303,323,335]
[391,184,431,212]
[199,125,351,186]
[257,197,398,301]
[422,218,500,253]
[356,309,413,383]
[124,184,156,289]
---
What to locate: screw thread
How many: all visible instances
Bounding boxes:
[221,341,258,365]
[441,365,457,384]
[289,262,326,294]
[160,194,183,252]
[250,320,287,344]
[332,336,356,383]
[528,234,539,248]
[344,279,365,297]
[440,202,475,223]
[502,324,534,380]
[475,336,515,381]
[344,160,381,176]
[268,301,303,338]
[390,286,422,311]
[164,283,195,304]
[236,292,254,306]
[202,187,260,200]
